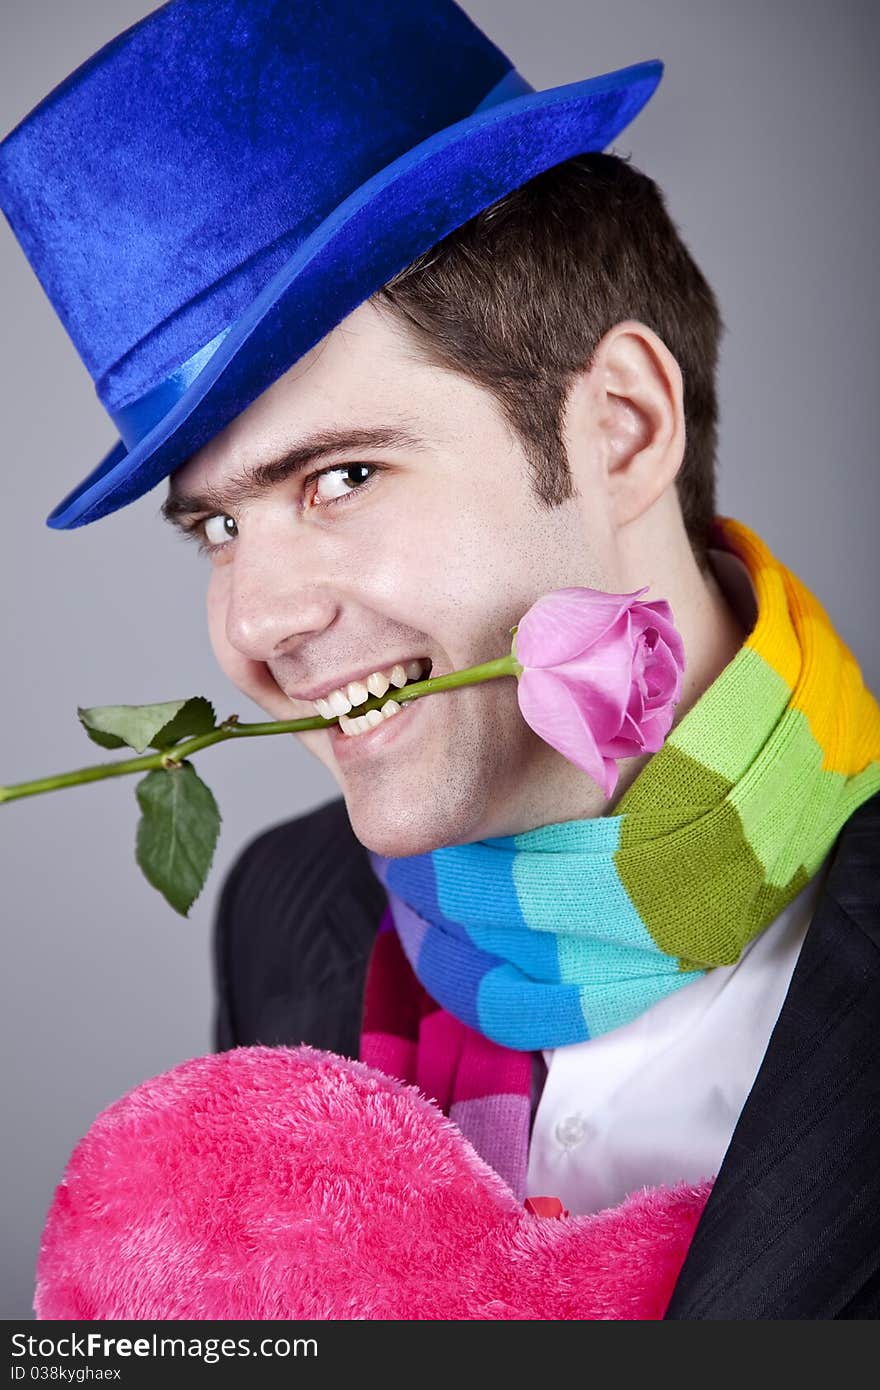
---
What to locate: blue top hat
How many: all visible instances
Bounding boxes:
[0,0,662,531]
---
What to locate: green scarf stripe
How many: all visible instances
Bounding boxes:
[730,707,875,885]
[667,645,791,780]
[616,749,786,966]
[614,636,880,966]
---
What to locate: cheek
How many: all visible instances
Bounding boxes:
[352,489,529,642]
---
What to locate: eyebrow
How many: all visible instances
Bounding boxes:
[160,424,429,531]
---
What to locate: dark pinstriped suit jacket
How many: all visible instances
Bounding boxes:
[212,788,880,1319]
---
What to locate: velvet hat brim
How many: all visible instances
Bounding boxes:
[45,60,662,530]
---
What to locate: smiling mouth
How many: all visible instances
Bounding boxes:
[336,697,409,738]
[313,658,432,738]
[313,658,431,717]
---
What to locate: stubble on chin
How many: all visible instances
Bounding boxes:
[339,762,480,858]
[339,711,525,858]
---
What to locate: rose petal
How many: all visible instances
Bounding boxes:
[631,601,686,672]
[514,585,649,668]
[517,668,619,798]
[538,613,639,742]
[603,710,647,759]
[513,586,686,789]
[644,635,684,706]
[625,680,646,725]
[644,652,678,703]
[634,702,677,752]
[628,636,651,707]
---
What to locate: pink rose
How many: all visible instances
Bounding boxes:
[513,585,686,799]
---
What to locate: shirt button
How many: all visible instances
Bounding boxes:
[554,1113,591,1149]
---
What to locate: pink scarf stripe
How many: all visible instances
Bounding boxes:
[360,906,535,1197]
[450,1092,533,1199]
[360,1030,418,1081]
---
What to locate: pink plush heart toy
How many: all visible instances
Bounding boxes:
[35,1045,711,1319]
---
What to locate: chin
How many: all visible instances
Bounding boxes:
[343,794,479,859]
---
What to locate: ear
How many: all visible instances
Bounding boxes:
[565,320,685,532]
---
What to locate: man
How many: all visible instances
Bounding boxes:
[2,0,878,1319]
[200,174,880,1320]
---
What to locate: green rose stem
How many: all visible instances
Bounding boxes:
[0,654,519,805]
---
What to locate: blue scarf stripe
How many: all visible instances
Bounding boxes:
[383,857,473,943]
[510,852,658,954]
[392,844,565,982]
[510,817,624,853]
[449,922,562,980]
[401,913,503,1031]
[431,842,529,930]
[556,935,700,989]
[514,859,655,952]
[386,894,429,965]
[578,963,703,1037]
[477,967,591,1049]
[434,845,563,977]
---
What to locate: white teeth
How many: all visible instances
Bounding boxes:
[338,713,368,736]
[328,689,352,716]
[337,698,405,738]
[315,660,429,719]
[366,671,390,697]
[345,680,369,707]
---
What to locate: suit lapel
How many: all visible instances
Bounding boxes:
[664,788,880,1319]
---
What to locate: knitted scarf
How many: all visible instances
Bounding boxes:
[360,515,880,1197]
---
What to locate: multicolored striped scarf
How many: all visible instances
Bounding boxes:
[360,515,880,1197]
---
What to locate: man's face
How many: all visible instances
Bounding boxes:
[167,299,616,855]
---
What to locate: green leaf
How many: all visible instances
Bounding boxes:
[78,721,128,751]
[78,698,216,755]
[134,763,222,916]
[148,697,217,750]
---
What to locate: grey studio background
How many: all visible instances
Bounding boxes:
[1,0,878,1321]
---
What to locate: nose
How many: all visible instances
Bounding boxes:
[222,526,341,663]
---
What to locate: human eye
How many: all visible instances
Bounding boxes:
[182,462,378,555]
[190,513,238,557]
[307,462,378,508]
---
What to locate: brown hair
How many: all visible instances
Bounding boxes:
[374,151,723,572]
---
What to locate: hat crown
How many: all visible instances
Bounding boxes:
[0,0,511,412]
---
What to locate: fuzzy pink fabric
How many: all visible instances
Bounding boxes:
[35,1046,711,1320]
